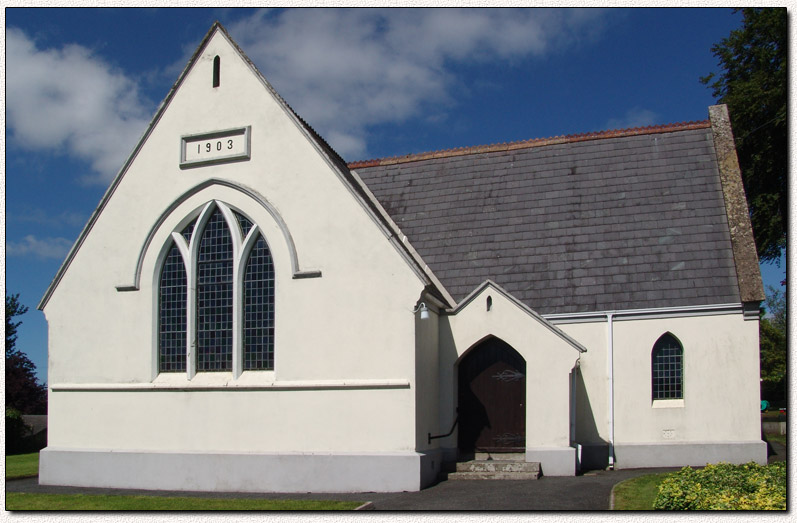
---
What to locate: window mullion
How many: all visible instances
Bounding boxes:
[217,202,244,378]
[187,202,216,380]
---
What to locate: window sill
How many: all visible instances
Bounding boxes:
[50,378,410,392]
[652,399,684,408]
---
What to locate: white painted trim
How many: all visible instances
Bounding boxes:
[118,179,321,292]
[447,280,587,353]
[652,399,685,409]
[50,379,411,392]
[186,202,216,380]
[235,223,262,379]
[217,202,243,378]
[348,167,457,308]
[543,303,745,324]
[170,232,191,266]
[179,126,251,169]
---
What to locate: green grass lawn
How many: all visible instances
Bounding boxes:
[766,433,787,445]
[612,473,671,510]
[762,410,787,422]
[5,453,39,479]
[6,493,363,511]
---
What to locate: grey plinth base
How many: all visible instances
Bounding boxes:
[613,441,767,469]
[40,447,439,493]
[525,446,576,476]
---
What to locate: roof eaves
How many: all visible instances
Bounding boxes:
[446,280,587,353]
[347,168,457,308]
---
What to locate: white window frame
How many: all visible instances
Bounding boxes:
[651,332,684,403]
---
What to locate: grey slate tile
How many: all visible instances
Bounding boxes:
[356,128,742,314]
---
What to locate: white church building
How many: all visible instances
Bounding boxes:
[38,23,767,493]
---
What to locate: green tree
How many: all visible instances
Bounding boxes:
[5,294,47,414]
[6,293,28,352]
[701,7,787,263]
[759,286,786,403]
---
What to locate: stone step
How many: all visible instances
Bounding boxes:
[447,470,541,481]
[447,460,541,480]
[456,460,540,473]
[474,452,525,461]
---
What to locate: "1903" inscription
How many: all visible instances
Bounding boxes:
[180,126,251,168]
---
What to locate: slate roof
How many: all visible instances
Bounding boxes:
[352,123,744,315]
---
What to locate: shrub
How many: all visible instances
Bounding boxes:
[5,407,31,454]
[653,462,786,510]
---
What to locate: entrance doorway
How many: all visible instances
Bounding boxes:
[457,337,526,453]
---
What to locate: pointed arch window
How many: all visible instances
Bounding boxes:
[157,201,275,377]
[196,208,234,371]
[158,243,187,372]
[651,333,683,400]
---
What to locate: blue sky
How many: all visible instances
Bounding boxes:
[4,7,786,382]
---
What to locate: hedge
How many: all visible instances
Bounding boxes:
[653,462,786,510]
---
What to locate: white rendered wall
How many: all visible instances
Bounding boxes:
[414,306,441,451]
[43,29,427,458]
[610,313,761,444]
[554,311,764,467]
[555,322,611,447]
[47,388,412,453]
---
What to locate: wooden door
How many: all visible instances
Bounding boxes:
[458,337,526,453]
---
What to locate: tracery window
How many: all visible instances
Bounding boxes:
[158,201,274,376]
[651,333,683,400]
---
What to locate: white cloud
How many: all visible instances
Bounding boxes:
[6,28,153,184]
[606,107,660,130]
[5,9,608,177]
[7,235,74,260]
[229,8,607,158]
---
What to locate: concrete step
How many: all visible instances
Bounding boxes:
[474,452,525,461]
[456,460,540,473]
[447,470,541,481]
[447,460,541,480]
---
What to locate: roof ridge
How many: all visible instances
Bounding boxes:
[347,120,711,169]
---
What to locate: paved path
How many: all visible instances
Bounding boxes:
[6,467,676,511]
[767,440,787,463]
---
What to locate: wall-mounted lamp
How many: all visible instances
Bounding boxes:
[413,302,430,320]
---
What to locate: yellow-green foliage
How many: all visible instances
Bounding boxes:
[653,462,786,510]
